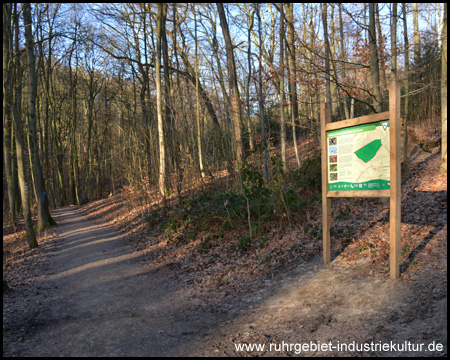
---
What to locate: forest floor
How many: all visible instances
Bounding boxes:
[3,126,447,357]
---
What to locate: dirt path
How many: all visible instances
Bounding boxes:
[10,206,230,356]
[188,256,447,357]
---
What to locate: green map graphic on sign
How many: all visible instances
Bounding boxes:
[327,120,390,191]
[354,139,382,163]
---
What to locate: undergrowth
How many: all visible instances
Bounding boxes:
[145,154,322,252]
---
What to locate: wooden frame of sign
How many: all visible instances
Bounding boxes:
[320,83,401,279]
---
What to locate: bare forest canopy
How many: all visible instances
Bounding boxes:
[3,3,447,247]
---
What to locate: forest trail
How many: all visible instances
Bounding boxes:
[11,206,224,357]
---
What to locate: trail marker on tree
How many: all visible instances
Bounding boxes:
[321,83,401,279]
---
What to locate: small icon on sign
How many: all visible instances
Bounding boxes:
[381,121,388,131]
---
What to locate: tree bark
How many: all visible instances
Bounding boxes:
[12,104,37,248]
[338,4,350,119]
[368,3,382,112]
[285,3,300,165]
[257,4,268,182]
[156,3,167,197]
[279,3,287,172]
[391,4,398,84]
[161,3,175,178]
[403,3,410,167]
[412,3,421,65]
[3,3,18,231]
[11,3,37,248]
[322,4,333,115]
[217,3,244,171]
[376,4,387,93]
[194,6,205,179]
[246,7,255,152]
[23,3,55,233]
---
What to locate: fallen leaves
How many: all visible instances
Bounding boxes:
[77,147,446,293]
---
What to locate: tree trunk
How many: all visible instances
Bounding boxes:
[246,8,255,152]
[11,3,37,248]
[257,4,268,182]
[391,4,398,84]
[412,3,421,65]
[194,7,205,179]
[12,105,37,248]
[338,4,350,119]
[208,16,231,133]
[217,3,244,172]
[156,3,167,197]
[3,3,18,231]
[368,3,382,112]
[439,4,445,48]
[322,4,333,115]
[279,4,287,172]
[23,3,55,233]
[194,13,205,179]
[329,5,340,119]
[67,14,80,205]
[403,3,410,167]
[285,3,300,165]
[161,3,174,179]
[376,4,387,93]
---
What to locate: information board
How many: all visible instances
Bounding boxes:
[326,120,390,191]
[320,82,401,279]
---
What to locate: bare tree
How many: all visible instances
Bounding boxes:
[391,3,398,84]
[285,3,300,166]
[322,3,332,115]
[246,6,255,152]
[279,4,287,172]
[338,4,350,119]
[194,6,205,179]
[23,3,55,233]
[403,3,410,167]
[156,3,167,196]
[217,3,244,172]
[368,3,382,112]
[8,3,38,248]
[412,3,421,64]
[3,3,18,231]
[257,3,268,182]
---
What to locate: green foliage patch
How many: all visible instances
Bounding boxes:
[145,154,323,253]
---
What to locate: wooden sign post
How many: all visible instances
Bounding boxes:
[321,83,401,279]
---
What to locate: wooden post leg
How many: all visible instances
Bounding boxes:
[320,102,331,265]
[389,82,401,279]
[389,195,401,279]
[322,197,331,265]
